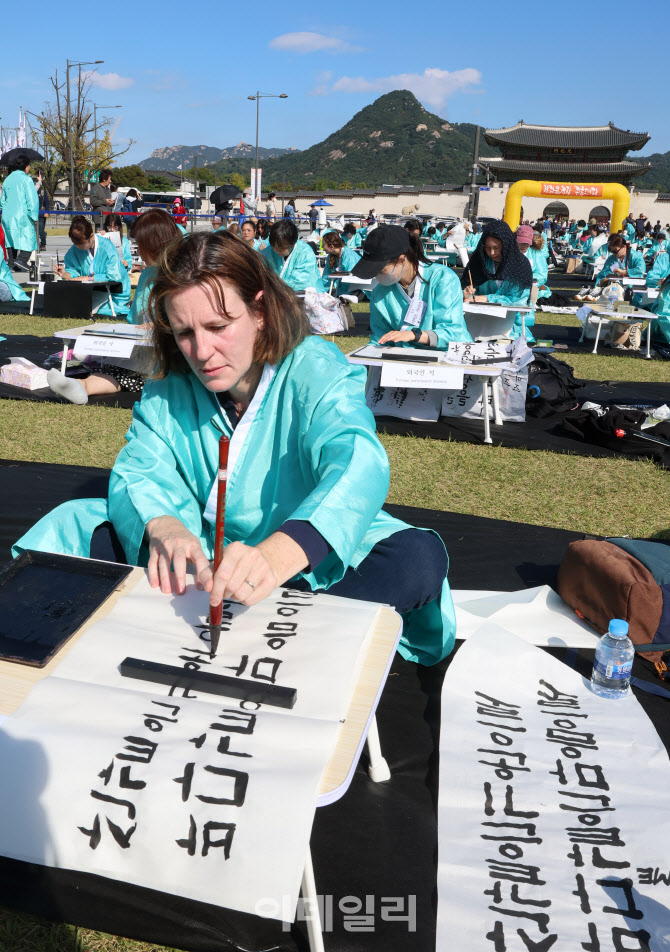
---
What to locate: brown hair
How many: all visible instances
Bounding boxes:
[148,231,310,378]
[69,215,93,243]
[227,222,241,236]
[322,230,345,269]
[531,232,545,251]
[131,209,180,263]
[608,235,628,255]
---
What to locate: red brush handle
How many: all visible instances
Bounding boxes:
[210,435,230,626]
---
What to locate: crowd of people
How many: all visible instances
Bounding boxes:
[3,155,670,661]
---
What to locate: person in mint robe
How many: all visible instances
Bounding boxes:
[14,230,456,666]
[352,225,471,348]
[462,220,534,341]
[261,220,325,292]
[0,255,29,302]
[321,230,361,296]
[56,215,131,316]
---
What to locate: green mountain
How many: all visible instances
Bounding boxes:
[208,91,500,189]
[637,151,670,193]
[138,142,298,173]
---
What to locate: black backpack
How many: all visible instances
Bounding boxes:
[526,354,584,417]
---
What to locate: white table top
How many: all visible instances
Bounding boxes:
[347,345,504,378]
[54,323,151,344]
[327,274,376,289]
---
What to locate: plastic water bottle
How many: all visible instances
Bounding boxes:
[590,619,635,698]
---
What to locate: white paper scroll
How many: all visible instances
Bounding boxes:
[453,586,600,648]
[365,366,443,422]
[437,628,670,951]
[0,575,382,920]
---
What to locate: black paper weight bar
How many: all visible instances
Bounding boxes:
[119,657,297,709]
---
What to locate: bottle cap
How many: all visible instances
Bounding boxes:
[609,618,629,638]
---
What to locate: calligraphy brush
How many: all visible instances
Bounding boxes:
[209,434,230,659]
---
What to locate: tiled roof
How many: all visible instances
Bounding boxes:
[479,158,651,177]
[484,122,649,151]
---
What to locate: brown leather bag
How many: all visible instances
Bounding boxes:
[557,540,666,675]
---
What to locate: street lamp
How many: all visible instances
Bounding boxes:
[67,59,104,209]
[247,92,288,200]
[93,103,122,170]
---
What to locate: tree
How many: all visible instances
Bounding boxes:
[147,175,174,192]
[229,172,249,190]
[29,66,134,208]
[181,167,215,187]
[112,165,149,189]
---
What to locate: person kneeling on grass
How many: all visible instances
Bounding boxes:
[14,230,457,667]
[54,215,131,316]
[46,209,181,404]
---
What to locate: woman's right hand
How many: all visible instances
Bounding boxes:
[146,515,213,596]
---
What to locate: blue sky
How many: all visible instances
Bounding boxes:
[2,0,668,166]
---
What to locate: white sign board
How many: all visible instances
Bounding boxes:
[0,576,381,920]
[437,627,670,951]
[73,335,136,359]
[380,361,464,390]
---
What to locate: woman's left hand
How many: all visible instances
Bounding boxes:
[378,330,416,344]
[209,532,309,609]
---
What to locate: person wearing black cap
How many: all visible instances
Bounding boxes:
[461,220,534,340]
[351,225,471,348]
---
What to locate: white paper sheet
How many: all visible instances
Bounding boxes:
[437,628,670,951]
[365,367,442,421]
[453,585,599,648]
[0,677,338,917]
[0,575,382,919]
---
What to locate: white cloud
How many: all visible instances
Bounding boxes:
[309,70,334,97]
[270,32,363,54]
[331,67,482,111]
[87,71,134,91]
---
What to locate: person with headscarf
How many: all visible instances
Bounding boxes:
[351,225,471,348]
[461,220,534,341]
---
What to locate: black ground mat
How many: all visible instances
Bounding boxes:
[375,378,669,459]
[0,336,140,406]
[0,461,668,951]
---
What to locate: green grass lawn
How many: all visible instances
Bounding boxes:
[0,306,669,948]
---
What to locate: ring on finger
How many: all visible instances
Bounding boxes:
[244,579,256,591]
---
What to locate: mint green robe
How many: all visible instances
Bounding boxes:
[647,253,670,288]
[599,250,646,281]
[127,265,157,324]
[477,258,534,341]
[12,336,456,666]
[650,282,670,345]
[525,247,551,301]
[0,256,29,301]
[0,170,39,252]
[262,241,325,292]
[322,246,360,295]
[368,263,471,348]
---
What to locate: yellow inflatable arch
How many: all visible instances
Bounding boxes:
[503,180,630,235]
